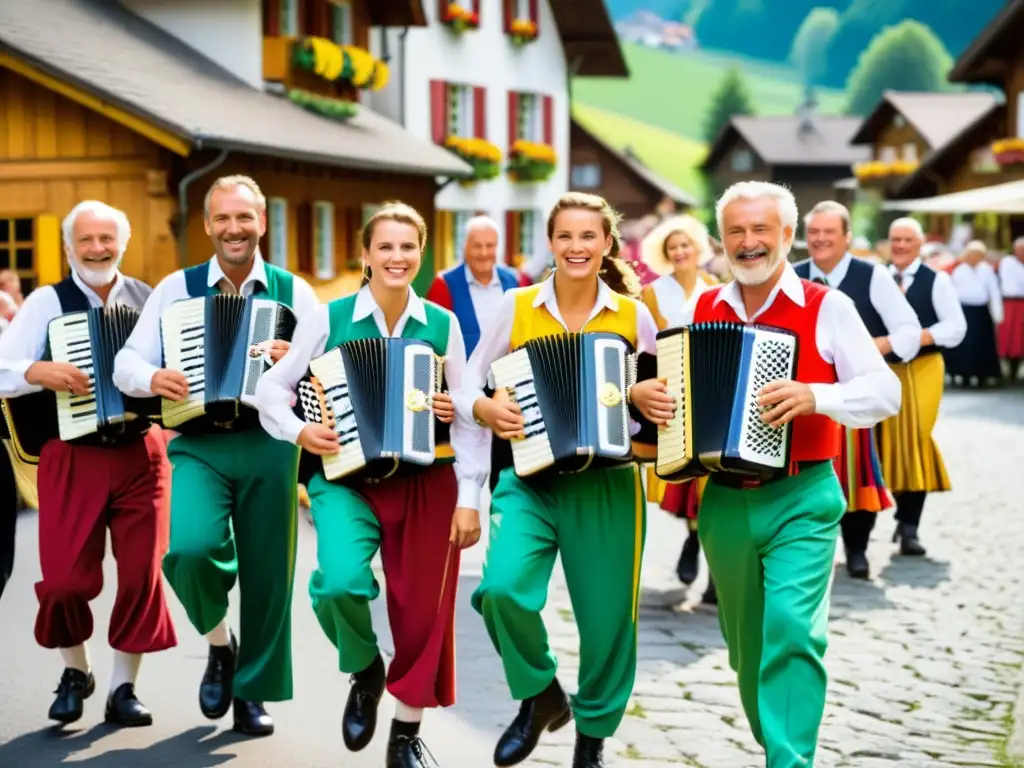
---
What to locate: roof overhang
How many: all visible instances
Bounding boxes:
[551,0,628,77]
[948,0,1024,84]
[367,1,427,28]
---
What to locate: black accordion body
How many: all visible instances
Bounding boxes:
[295,338,449,483]
[653,322,798,482]
[159,295,297,432]
[489,331,635,477]
[1,306,156,464]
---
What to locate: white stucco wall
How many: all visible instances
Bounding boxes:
[123,0,264,90]
[369,0,569,268]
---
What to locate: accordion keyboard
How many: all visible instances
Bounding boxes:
[48,313,97,441]
[490,349,555,475]
[656,332,687,470]
[161,298,207,426]
[309,349,367,479]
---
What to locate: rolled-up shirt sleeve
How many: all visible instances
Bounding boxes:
[0,286,60,398]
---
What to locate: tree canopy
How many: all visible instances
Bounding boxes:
[789,7,840,86]
[702,67,755,144]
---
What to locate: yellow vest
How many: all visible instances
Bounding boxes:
[509,284,640,349]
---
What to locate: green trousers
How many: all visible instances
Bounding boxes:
[472,464,646,739]
[162,429,300,702]
[699,461,845,768]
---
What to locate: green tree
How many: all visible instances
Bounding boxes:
[789,7,840,86]
[845,20,954,116]
[702,67,754,144]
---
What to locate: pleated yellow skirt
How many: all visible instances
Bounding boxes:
[876,353,951,494]
[3,439,38,510]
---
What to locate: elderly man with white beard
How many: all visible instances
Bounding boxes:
[0,200,176,727]
[645,181,900,767]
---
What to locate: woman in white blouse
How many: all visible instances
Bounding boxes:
[947,240,1003,386]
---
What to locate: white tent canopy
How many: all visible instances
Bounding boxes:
[882,180,1024,213]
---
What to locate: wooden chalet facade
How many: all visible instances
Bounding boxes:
[569,118,695,220]
[0,0,470,300]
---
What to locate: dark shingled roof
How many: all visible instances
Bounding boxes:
[850,91,1000,151]
[703,115,870,170]
[549,0,628,77]
[948,0,1024,84]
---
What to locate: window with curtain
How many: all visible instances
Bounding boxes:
[313,201,335,280]
[266,198,288,268]
[331,0,353,45]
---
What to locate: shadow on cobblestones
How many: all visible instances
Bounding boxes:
[875,555,952,590]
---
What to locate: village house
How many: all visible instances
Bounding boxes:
[364,0,627,270]
[0,0,473,300]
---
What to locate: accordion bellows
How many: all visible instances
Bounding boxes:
[490,331,635,477]
[655,322,798,481]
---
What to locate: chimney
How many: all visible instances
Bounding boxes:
[797,86,819,138]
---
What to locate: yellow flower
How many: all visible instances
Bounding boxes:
[510,18,537,36]
[446,135,503,163]
[993,138,1024,154]
[343,45,376,87]
[511,139,556,164]
[371,60,390,91]
[307,36,344,81]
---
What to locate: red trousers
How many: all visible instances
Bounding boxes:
[35,426,176,652]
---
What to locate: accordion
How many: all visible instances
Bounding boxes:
[1,306,156,463]
[160,295,297,430]
[654,322,798,481]
[295,338,447,482]
[489,332,634,477]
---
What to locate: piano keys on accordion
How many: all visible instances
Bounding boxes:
[653,321,798,482]
[159,295,297,430]
[489,332,635,477]
[0,306,158,465]
[294,338,448,482]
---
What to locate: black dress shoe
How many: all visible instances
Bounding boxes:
[494,677,572,767]
[199,632,237,720]
[573,731,605,767]
[845,549,870,580]
[232,698,273,736]
[386,731,440,767]
[104,683,152,727]
[893,523,926,556]
[676,531,700,585]
[343,654,386,752]
[48,667,95,724]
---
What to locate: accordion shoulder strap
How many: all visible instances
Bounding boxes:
[52,278,90,314]
[183,262,211,298]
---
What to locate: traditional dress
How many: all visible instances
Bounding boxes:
[456,277,657,763]
[876,259,966,545]
[946,260,1003,384]
[0,271,176,722]
[997,255,1024,373]
[793,254,921,572]
[254,285,486,761]
[426,262,520,356]
[113,254,318,718]
[686,264,900,765]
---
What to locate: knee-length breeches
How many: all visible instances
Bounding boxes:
[34,427,176,652]
[306,463,460,708]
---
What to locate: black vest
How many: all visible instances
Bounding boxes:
[898,265,940,358]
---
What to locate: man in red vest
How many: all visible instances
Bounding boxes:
[644,181,900,766]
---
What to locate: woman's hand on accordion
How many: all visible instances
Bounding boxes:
[629,378,677,426]
[25,361,91,396]
[473,396,525,440]
[450,506,481,549]
[758,380,816,428]
[431,392,456,424]
[297,424,341,455]
[150,369,190,401]
[267,340,291,364]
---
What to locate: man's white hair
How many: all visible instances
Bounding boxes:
[715,181,798,236]
[889,217,924,240]
[62,200,132,252]
[465,215,500,236]
[1013,236,1024,250]
[803,200,851,234]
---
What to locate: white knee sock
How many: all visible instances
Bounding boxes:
[204,618,231,647]
[59,644,90,674]
[110,651,142,693]
[394,700,424,723]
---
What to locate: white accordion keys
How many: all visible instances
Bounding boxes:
[309,348,367,481]
[655,331,690,476]
[48,313,97,442]
[490,348,556,476]
[160,298,207,428]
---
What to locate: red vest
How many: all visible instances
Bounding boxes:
[693,280,841,464]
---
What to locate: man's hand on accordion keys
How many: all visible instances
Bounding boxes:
[450,506,481,550]
[472,394,525,441]
[25,361,91,396]
[758,380,816,429]
[150,369,190,401]
[431,392,456,424]
[297,423,341,455]
[629,377,677,426]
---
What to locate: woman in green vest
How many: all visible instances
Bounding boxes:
[254,202,487,768]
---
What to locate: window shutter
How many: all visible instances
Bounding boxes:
[503,0,513,32]
[34,214,61,287]
[529,0,539,31]
[472,0,481,16]
[437,0,448,21]
[505,211,518,265]
[263,0,280,36]
[296,201,313,275]
[508,91,518,148]
[473,87,487,140]
[430,80,449,144]
[542,95,553,145]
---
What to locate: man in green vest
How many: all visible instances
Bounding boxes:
[113,175,319,736]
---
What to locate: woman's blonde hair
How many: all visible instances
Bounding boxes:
[545,192,640,298]
[361,201,428,285]
[659,216,711,266]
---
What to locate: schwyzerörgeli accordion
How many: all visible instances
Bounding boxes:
[1,306,157,464]
[295,338,448,482]
[654,322,798,481]
[159,295,297,430]
[489,332,635,477]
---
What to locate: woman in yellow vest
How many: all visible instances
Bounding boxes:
[254,202,488,766]
[639,214,719,602]
[458,192,674,768]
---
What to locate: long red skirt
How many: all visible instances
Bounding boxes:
[998,297,1024,359]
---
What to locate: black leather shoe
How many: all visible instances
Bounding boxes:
[701,578,717,606]
[676,531,700,585]
[232,698,273,736]
[49,668,95,724]
[104,683,152,727]
[343,655,386,752]
[893,523,926,556]
[199,632,237,720]
[386,732,440,767]
[845,549,870,580]
[494,677,572,767]
[573,731,605,767]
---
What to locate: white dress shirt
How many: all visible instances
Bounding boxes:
[465,264,508,336]
[951,261,1003,324]
[254,284,489,512]
[0,271,141,398]
[890,258,968,349]
[649,273,711,329]
[998,256,1024,298]
[808,253,922,363]
[676,263,900,429]
[113,254,319,398]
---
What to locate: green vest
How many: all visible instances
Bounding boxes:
[183,260,295,307]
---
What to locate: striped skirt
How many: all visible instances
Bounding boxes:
[646,466,707,520]
[876,353,951,494]
[834,426,891,512]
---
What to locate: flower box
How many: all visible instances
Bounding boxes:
[288,89,357,122]
[292,37,389,91]
[442,2,479,32]
[509,18,538,45]
[508,139,556,182]
[992,138,1024,167]
[853,159,918,181]
[445,136,502,182]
